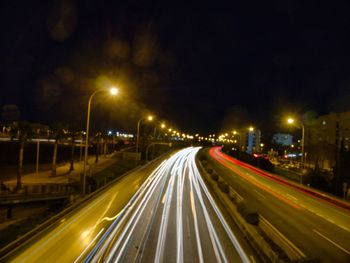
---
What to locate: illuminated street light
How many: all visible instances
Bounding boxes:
[286,117,305,177]
[287,118,295,124]
[248,126,254,132]
[161,123,166,129]
[109,87,119,95]
[83,87,119,195]
[136,115,154,154]
[233,130,237,135]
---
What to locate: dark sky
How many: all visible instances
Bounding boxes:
[2,0,350,134]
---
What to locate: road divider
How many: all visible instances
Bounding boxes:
[197,153,309,263]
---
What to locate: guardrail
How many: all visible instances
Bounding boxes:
[0,192,70,205]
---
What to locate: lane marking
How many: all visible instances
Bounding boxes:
[74,228,105,263]
[286,193,297,201]
[161,192,166,204]
[253,189,266,199]
[313,229,350,256]
[186,216,191,238]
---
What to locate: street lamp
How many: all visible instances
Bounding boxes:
[83,86,119,195]
[136,115,154,154]
[286,117,305,169]
[287,118,294,124]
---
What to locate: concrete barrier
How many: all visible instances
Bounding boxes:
[259,216,305,261]
[197,159,306,263]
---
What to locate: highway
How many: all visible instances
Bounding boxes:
[207,147,350,262]
[4,147,252,263]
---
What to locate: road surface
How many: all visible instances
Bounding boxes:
[208,147,350,262]
[4,147,252,263]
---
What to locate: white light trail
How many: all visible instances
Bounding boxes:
[82,147,250,263]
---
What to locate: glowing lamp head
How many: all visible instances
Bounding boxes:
[161,123,166,129]
[147,116,153,121]
[109,87,119,96]
[248,127,254,132]
[287,118,295,124]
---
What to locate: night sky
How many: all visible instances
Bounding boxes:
[2,0,350,134]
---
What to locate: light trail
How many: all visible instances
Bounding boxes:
[78,147,250,263]
[210,147,350,212]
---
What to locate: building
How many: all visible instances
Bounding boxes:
[240,129,261,154]
[305,111,350,170]
[272,133,293,146]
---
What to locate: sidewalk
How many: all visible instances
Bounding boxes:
[2,154,119,190]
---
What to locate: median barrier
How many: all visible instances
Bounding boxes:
[196,159,280,262]
[197,156,307,263]
[259,216,306,261]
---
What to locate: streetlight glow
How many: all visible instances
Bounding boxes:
[248,127,254,132]
[287,118,295,124]
[161,123,166,129]
[148,116,153,121]
[109,87,119,95]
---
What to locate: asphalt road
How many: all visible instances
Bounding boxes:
[84,147,251,263]
[207,147,350,263]
[5,147,253,263]
[3,153,171,262]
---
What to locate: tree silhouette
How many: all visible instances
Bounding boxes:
[10,121,34,190]
[50,123,68,176]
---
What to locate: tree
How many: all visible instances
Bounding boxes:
[94,132,102,163]
[1,104,20,123]
[10,121,34,190]
[67,124,80,172]
[310,161,331,192]
[332,139,350,197]
[50,123,68,176]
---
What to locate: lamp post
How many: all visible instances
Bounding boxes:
[287,118,305,166]
[136,115,153,155]
[82,87,118,195]
[287,117,305,184]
